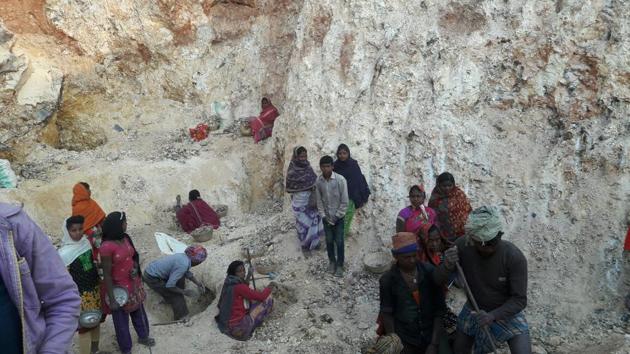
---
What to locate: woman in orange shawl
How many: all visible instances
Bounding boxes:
[250,97,279,143]
[72,182,106,234]
[428,172,472,242]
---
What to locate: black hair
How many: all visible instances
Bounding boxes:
[189,189,201,202]
[428,224,440,235]
[437,172,455,185]
[79,182,90,190]
[227,260,245,276]
[102,211,126,241]
[66,215,85,229]
[261,97,270,104]
[336,144,350,155]
[409,185,425,196]
[319,155,334,166]
[296,146,307,155]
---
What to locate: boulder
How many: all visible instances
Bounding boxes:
[16,62,63,123]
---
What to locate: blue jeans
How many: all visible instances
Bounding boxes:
[324,218,345,267]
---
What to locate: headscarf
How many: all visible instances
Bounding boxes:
[72,183,106,233]
[391,232,418,255]
[57,217,92,267]
[333,144,371,208]
[285,146,318,193]
[428,174,472,240]
[465,206,502,243]
[185,245,208,264]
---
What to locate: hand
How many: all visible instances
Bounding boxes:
[473,310,495,327]
[424,343,438,354]
[183,289,196,297]
[325,216,337,225]
[444,246,459,270]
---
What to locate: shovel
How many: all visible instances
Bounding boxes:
[152,319,187,327]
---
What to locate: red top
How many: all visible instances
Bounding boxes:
[229,284,272,327]
[176,199,221,233]
[99,238,144,313]
[624,226,630,251]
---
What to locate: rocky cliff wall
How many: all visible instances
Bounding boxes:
[0,0,629,352]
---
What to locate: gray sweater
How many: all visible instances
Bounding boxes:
[435,237,528,320]
[315,172,349,221]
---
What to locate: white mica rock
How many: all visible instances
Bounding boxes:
[16,62,63,122]
[434,58,481,109]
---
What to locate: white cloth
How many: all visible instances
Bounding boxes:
[155,232,188,255]
[57,218,92,267]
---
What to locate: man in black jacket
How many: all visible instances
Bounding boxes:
[379,232,445,354]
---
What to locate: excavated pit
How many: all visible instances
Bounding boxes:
[144,286,217,323]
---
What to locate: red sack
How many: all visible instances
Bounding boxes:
[189,123,209,142]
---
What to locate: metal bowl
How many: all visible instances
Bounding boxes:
[79,310,102,329]
[105,286,129,307]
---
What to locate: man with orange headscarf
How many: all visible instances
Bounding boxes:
[72,182,106,234]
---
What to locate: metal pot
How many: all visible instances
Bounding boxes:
[79,309,102,329]
[363,251,393,274]
[239,119,252,136]
[104,286,129,307]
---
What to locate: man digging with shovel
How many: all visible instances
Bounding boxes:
[435,206,532,354]
[143,245,208,323]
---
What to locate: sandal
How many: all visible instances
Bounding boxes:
[138,337,156,347]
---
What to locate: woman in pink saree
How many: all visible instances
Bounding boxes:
[250,97,279,143]
[396,185,437,234]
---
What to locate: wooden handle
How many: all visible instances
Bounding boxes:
[455,262,498,353]
[246,248,257,290]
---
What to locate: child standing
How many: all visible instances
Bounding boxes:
[58,216,109,354]
[100,211,154,354]
[316,155,349,277]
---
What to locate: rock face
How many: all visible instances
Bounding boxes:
[0,21,63,156]
[0,0,629,352]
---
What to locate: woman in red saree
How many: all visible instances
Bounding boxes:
[428,172,472,241]
[250,97,279,143]
[176,190,220,233]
